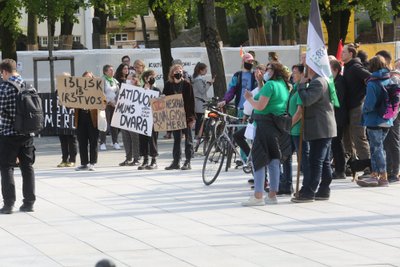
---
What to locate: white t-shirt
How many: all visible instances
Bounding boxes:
[243,87,260,116]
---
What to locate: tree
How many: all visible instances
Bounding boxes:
[361,0,392,42]
[244,3,267,45]
[0,0,22,60]
[27,11,38,51]
[215,1,230,46]
[198,0,226,98]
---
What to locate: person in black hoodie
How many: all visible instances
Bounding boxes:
[341,44,371,172]
[330,59,348,179]
[163,64,196,170]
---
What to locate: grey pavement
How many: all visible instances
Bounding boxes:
[1,135,400,267]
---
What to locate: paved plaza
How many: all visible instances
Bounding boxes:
[1,136,400,267]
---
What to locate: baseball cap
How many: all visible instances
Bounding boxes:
[242,53,254,63]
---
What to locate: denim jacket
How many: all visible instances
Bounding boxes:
[362,68,393,127]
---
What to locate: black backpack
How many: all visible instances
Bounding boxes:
[5,81,44,135]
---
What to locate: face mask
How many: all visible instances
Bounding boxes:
[243,62,253,71]
[148,77,155,85]
[174,73,183,80]
[263,72,271,82]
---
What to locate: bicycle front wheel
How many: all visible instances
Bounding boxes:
[202,137,226,185]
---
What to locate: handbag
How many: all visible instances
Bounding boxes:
[97,110,107,132]
[244,122,255,140]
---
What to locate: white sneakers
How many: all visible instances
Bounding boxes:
[241,196,265,206]
[241,195,278,206]
[113,143,121,150]
[75,164,95,171]
[99,144,107,151]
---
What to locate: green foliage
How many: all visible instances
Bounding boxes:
[0,0,23,39]
[360,0,392,23]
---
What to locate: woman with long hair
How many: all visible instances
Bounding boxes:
[192,62,214,138]
[163,64,196,170]
[242,62,291,206]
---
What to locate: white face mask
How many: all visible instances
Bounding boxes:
[263,72,271,82]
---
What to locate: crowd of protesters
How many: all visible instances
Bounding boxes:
[1,44,400,213]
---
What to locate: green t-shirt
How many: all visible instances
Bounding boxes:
[254,78,289,116]
[288,84,303,136]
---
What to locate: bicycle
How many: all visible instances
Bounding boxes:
[194,97,220,155]
[202,108,253,186]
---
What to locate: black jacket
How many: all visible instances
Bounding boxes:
[334,74,348,127]
[343,58,371,110]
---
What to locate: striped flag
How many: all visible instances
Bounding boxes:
[306,0,339,107]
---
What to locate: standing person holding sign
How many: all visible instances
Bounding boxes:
[56,72,77,168]
[75,71,99,171]
[138,70,161,170]
[163,64,196,170]
[99,65,120,151]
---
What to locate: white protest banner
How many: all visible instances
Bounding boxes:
[56,76,106,109]
[150,94,187,132]
[111,83,160,136]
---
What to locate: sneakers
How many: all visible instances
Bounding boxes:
[99,143,107,151]
[146,158,157,170]
[388,174,400,183]
[378,178,389,187]
[57,161,68,167]
[129,159,141,166]
[291,195,315,203]
[165,162,180,170]
[113,143,121,150]
[119,160,133,166]
[66,162,75,167]
[181,161,191,170]
[75,164,89,171]
[19,203,34,212]
[88,164,96,171]
[138,158,149,170]
[265,195,278,205]
[0,205,13,214]
[356,176,379,187]
[241,196,265,206]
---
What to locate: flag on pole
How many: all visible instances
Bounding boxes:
[336,39,343,61]
[306,0,339,107]
[240,46,245,58]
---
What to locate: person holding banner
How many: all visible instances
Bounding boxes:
[138,70,161,170]
[99,65,121,151]
[163,64,195,170]
[116,66,141,167]
[75,71,99,171]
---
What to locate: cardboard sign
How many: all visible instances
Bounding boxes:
[56,76,106,109]
[111,83,160,136]
[39,93,76,136]
[150,94,187,132]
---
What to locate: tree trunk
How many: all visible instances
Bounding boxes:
[270,8,281,45]
[93,5,108,49]
[244,4,267,45]
[140,15,149,48]
[282,12,296,45]
[215,1,230,46]
[27,12,38,51]
[200,0,226,98]
[60,13,74,50]
[150,1,173,82]
[321,0,350,56]
[376,21,384,43]
[170,15,178,40]
[197,2,206,44]
[0,1,17,60]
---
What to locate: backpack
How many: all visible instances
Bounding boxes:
[370,78,400,120]
[5,81,44,134]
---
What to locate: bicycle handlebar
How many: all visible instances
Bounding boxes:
[209,107,240,122]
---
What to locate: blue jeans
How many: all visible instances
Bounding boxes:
[254,159,280,194]
[367,128,389,173]
[300,138,332,197]
[280,138,294,191]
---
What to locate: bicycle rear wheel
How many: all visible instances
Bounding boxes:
[202,137,226,185]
